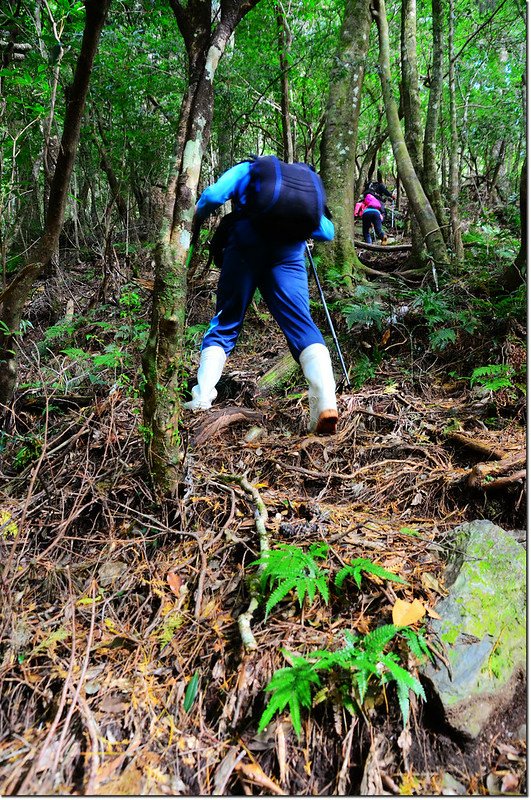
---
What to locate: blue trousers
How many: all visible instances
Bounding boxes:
[362,208,384,243]
[202,219,325,360]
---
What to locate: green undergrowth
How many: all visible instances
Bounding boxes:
[250,542,431,737]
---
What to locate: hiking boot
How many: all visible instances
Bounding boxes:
[299,343,338,435]
[381,236,388,245]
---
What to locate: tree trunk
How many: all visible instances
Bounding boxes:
[94,115,130,227]
[500,156,526,291]
[400,0,427,260]
[448,0,464,261]
[276,3,294,163]
[354,127,387,201]
[142,0,260,494]
[372,0,448,266]
[0,0,111,414]
[422,0,446,234]
[400,0,422,175]
[319,0,373,285]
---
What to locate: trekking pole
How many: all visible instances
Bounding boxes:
[305,242,351,388]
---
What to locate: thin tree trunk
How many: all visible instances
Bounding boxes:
[277,2,294,163]
[400,0,425,262]
[448,0,464,260]
[319,0,373,285]
[0,0,111,413]
[94,116,130,228]
[373,0,448,266]
[400,0,422,175]
[422,0,446,234]
[142,0,260,494]
[501,155,526,291]
[354,127,387,201]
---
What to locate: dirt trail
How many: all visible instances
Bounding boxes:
[0,285,526,795]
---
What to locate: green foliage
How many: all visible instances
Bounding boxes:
[251,542,330,617]
[428,328,457,352]
[344,302,387,332]
[259,625,427,737]
[469,363,517,393]
[335,557,408,590]
[183,670,200,712]
[12,433,43,471]
[399,627,433,664]
[60,343,131,385]
[350,353,378,390]
[258,652,321,737]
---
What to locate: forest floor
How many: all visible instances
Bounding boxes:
[0,249,526,796]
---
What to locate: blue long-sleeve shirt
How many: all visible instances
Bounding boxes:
[196,161,334,241]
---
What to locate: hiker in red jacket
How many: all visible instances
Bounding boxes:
[185,156,338,435]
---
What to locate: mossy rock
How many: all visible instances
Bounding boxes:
[423,520,526,737]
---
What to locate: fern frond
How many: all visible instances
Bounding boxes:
[400,627,433,663]
[334,557,407,590]
[380,654,426,698]
[395,675,411,726]
[362,624,398,655]
[258,656,321,738]
[265,576,296,616]
[379,653,425,726]
[252,543,330,616]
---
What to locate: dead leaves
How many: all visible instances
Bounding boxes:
[235,761,287,795]
[392,597,426,626]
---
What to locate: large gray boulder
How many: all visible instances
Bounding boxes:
[422,520,526,737]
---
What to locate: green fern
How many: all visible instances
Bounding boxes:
[344,302,386,332]
[259,624,426,736]
[335,557,408,590]
[469,363,515,392]
[251,542,329,617]
[257,652,321,737]
[399,627,433,663]
[428,328,457,352]
[379,652,426,725]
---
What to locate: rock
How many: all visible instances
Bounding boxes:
[441,772,467,795]
[98,560,128,586]
[422,520,526,738]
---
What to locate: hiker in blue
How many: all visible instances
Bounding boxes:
[184,156,339,435]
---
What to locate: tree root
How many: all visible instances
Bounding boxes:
[447,431,506,460]
[466,450,526,490]
[219,473,271,651]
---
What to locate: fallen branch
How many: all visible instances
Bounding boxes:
[257,352,298,396]
[219,473,271,650]
[354,239,412,252]
[481,469,526,491]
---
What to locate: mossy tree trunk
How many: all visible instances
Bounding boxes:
[422,0,447,235]
[400,0,426,261]
[319,0,373,287]
[0,0,111,417]
[448,0,464,261]
[372,0,448,267]
[141,0,260,495]
[501,155,526,291]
